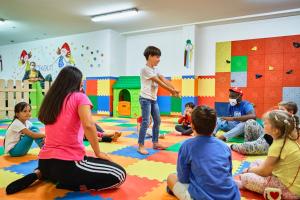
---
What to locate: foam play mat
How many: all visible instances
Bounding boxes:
[0,116,265,199]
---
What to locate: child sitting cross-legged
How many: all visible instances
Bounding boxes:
[166,105,240,200]
[175,102,195,136]
[236,109,300,199]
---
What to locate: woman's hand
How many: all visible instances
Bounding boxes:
[96,152,112,162]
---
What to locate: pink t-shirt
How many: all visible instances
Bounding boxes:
[39,92,92,161]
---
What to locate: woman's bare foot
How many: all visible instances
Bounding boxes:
[112,132,122,142]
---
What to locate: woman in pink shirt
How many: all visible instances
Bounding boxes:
[6,66,126,194]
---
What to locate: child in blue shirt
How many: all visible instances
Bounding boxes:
[167,105,240,200]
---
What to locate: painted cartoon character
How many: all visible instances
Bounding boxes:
[56,42,75,67]
[184,39,193,68]
[18,50,32,71]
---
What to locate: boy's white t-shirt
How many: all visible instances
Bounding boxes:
[4,119,32,153]
[140,65,160,100]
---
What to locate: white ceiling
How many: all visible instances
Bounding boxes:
[1,0,300,45]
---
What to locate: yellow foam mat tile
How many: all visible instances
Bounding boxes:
[0,169,23,188]
[86,143,127,153]
[139,182,177,200]
[181,79,195,97]
[126,160,176,182]
[216,41,231,72]
[109,154,140,168]
[244,155,266,163]
[116,137,138,146]
[198,78,215,97]
[27,148,41,156]
[232,160,242,175]
[0,181,68,200]
[97,79,110,96]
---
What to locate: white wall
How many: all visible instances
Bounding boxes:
[0,30,111,80]
[126,29,195,76]
[196,15,300,76]
[109,30,126,77]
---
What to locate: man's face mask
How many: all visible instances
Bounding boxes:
[229,98,237,106]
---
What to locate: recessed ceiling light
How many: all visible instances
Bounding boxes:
[91,8,138,22]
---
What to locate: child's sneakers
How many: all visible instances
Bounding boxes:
[263,187,282,200]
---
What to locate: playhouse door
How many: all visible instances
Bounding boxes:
[118,101,131,116]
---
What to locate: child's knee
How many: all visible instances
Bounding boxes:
[167,174,178,190]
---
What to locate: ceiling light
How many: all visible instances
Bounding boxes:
[91,8,138,22]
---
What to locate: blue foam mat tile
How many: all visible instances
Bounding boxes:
[4,160,38,175]
[233,161,251,176]
[55,192,111,200]
[111,146,158,159]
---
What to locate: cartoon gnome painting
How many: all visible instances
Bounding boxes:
[18,50,32,71]
[56,42,75,68]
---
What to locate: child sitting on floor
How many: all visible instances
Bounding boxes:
[4,102,45,157]
[83,123,122,143]
[236,109,300,199]
[167,105,240,200]
[231,101,298,155]
[175,102,195,136]
[137,116,165,139]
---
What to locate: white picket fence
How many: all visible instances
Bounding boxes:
[0,79,50,119]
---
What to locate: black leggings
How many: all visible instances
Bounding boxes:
[39,156,126,191]
[175,125,193,135]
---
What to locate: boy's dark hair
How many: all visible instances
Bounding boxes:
[278,101,298,114]
[38,66,83,124]
[144,46,161,60]
[185,102,195,109]
[191,105,216,135]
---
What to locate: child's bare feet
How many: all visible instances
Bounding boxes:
[153,143,167,150]
[112,132,122,142]
[159,134,165,139]
[137,145,149,155]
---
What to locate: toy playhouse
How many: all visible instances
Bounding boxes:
[112,76,141,118]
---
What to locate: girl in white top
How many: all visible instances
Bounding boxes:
[4,102,45,157]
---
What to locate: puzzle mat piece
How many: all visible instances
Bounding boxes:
[139,182,177,200]
[244,155,266,163]
[0,154,38,168]
[146,151,178,165]
[85,143,127,154]
[92,175,160,200]
[231,72,247,87]
[0,181,68,200]
[133,140,174,150]
[4,160,38,175]
[0,169,23,188]
[112,136,137,146]
[240,189,264,200]
[57,191,110,200]
[111,146,158,159]
[109,151,141,164]
[126,160,176,182]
